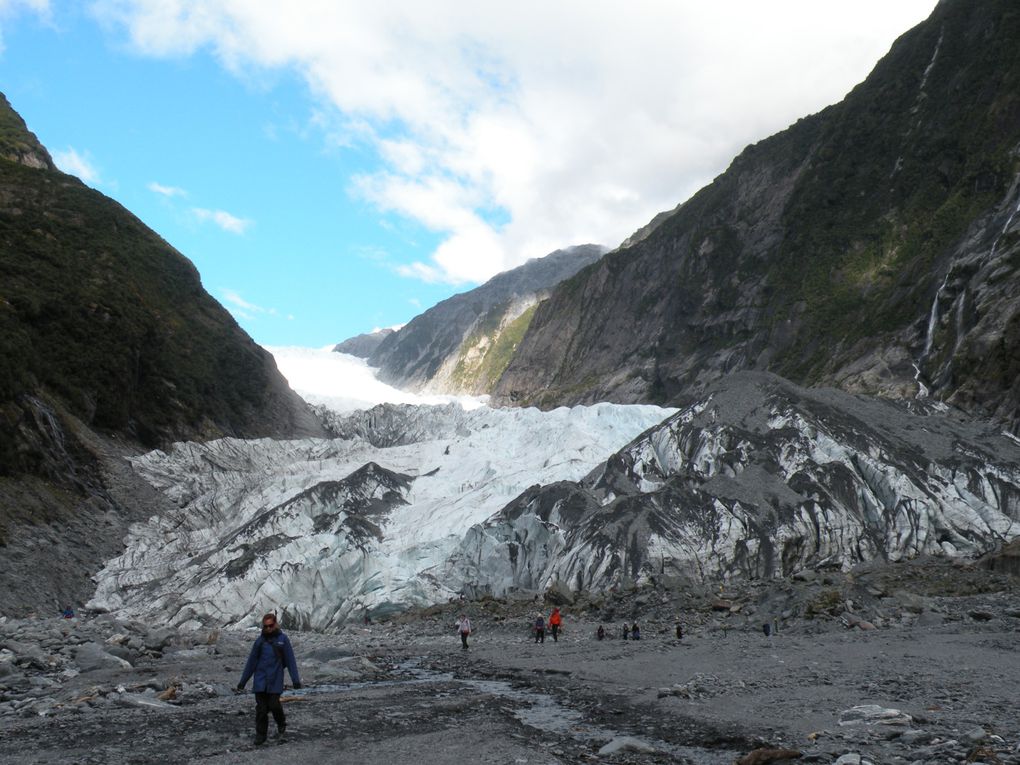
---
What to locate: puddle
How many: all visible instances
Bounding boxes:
[292,659,737,764]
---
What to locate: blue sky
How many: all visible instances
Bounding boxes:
[0,1,938,347]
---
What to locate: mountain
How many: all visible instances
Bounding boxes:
[88,402,671,629]
[494,0,1020,433]
[332,327,395,358]
[451,372,1020,595]
[366,244,605,394]
[0,93,324,615]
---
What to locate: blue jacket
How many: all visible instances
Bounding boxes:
[239,629,301,693]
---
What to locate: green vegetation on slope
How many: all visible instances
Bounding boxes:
[449,303,539,394]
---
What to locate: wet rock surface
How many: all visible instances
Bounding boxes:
[3,557,1020,763]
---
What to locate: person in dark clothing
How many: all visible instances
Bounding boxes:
[237,613,302,746]
[533,614,545,643]
[622,623,630,640]
[675,621,683,640]
[631,623,641,640]
[596,625,605,641]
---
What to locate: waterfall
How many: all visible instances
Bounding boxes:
[990,199,1020,259]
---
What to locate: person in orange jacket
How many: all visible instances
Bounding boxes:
[549,607,563,642]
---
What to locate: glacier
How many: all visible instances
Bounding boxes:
[447,373,1020,595]
[88,402,673,630]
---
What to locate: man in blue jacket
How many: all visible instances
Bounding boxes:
[236,612,302,745]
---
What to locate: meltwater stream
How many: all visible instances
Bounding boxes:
[290,659,737,764]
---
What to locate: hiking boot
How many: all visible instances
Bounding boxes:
[254,734,267,746]
[273,725,287,742]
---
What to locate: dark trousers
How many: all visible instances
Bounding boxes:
[255,692,285,737]
[550,624,559,642]
[535,629,544,643]
[460,631,469,648]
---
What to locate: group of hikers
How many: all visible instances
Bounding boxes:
[454,607,689,648]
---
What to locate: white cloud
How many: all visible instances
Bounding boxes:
[147,180,186,197]
[193,207,252,234]
[95,1,939,284]
[0,0,50,53]
[220,288,266,320]
[53,147,100,185]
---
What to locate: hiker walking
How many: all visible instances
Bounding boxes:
[622,623,630,640]
[533,613,545,643]
[549,607,563,642]
[236,612,302,746]
[631,622,641,640]
[456,613,472,649]
[596,624,606,641]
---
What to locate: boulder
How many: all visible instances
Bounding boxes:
[544,580,575,606]
[735,748,802,765]
[143,628,176,651]
[838,705,912,727]
[73,642,132,672]
[597,736,658,755]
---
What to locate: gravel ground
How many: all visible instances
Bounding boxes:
[2,558,1019,764]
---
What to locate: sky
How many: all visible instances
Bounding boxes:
[0,0,938,347]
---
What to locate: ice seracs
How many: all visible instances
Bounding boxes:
[89,402,672,630]
[448,373,1020,596]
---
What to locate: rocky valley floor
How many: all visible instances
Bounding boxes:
[2,558,1020,764]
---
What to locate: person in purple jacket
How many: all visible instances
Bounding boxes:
[236,612,302,745]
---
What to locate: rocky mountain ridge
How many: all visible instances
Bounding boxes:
[0,93,324,615]
[364,244,604,394]
[493,0,1020,433]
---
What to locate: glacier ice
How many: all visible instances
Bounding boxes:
[88,402,673,630]
[447,373,1020,596]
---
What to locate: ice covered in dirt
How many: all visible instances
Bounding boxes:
[448,372,1020,595]
[88,402,672,630]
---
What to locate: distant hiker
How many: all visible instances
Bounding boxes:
[762,622,771,637]
[622,623,630,640]
[675,622,683,640]
[456,614,472,649]
[549,607,563,642]
[533,613,545,643]
[631,623,641,640]
[596,625,606,641]
[237,612,302,746]
[61,606,74,619]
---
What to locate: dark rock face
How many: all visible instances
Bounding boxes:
[333,328,395,359]
[368,244,605,391]
[451,372,1020,594]
[494,0,1020,433]
[0,92,324,615]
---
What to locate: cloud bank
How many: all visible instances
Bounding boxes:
[267,345,484,413]
[94,1,937,285]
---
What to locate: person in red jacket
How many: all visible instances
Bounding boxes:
[549,607,563,642]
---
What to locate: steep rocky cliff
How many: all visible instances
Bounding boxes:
[367,244,604,393]
[0,93,324,614]
[332,327,394,359]
[495,0,1020,432]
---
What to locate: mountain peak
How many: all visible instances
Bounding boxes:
[0,93,55,171]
